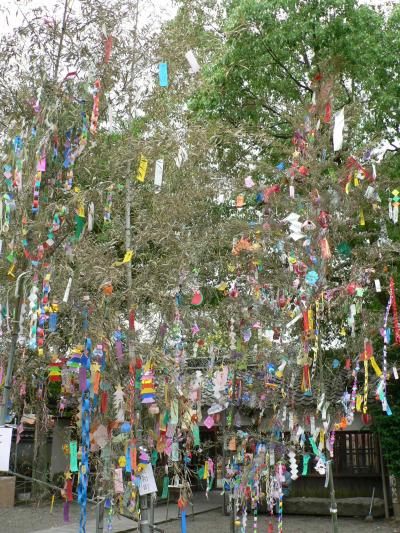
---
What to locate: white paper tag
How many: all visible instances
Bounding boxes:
[62,277,73,303]
[310,415,316,435]
[393,367,399,380]
[269,447,275,466]
[185,50,200,74]
[139,463,158,495]
[154,159,164,187]
[333,108,345,151]
[375,279,381,292]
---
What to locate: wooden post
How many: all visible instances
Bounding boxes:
[377,433,390,519]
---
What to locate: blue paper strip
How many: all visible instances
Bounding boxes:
[159,63,168,87]
[181,510,186,533]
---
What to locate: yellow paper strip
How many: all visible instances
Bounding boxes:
[113,250,133,267]
[370,356,382,377]
[136,155,148,182]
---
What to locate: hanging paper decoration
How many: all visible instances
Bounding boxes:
[159,63,168,87]
[74,202,86,240]
[89,80,101,134]
[141,363,156,404]
[390,277,400,344]
[114,330,124,362]
[185,50,200,74]
[113,385,125,422]
[136,155,148,182]
[32,170,42,214]
[333,108,344,151]
[88,202,95,231]
[104,188,112,223]
[113,250,133,267]
[154,159,164,187]
[389,189,400,224]
[191,291,203,306]
[104,35,113,64]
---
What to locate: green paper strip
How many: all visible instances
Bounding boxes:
[74,215,85,239]
[302,454,310,476]
[192,424,200,447]
[161,475,169,499]
[309,436,319,456]
[70,441,78,472]
[151,449,158,466]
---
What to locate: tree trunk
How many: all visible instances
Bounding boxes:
[32,403,49,502]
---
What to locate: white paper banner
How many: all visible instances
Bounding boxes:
[185,50,200,74]
[154,159,164,187]
[0,427,12,471]
[333,108,345,151]
[139,464,157,495]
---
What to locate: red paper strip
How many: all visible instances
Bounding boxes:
[101,391,108,413]
[390,277,400,343]
[104,36,113,64]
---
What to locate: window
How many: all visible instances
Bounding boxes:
[333,431,380,476]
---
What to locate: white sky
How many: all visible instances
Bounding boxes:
[0,0,176,35]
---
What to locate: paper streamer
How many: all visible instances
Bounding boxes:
[63,277,72,303]
[161,475,169,499]
[63,501,70,523]
[159,63,168,87]
[333,108,345,151]
[70,441,78,472]
[154,159,164,187]
[185,50,200,73]
[113,250,133,267]
[192,424,200,446]
[136,155,148,182]
[302,454,310,475]
[88,202,94,232]
[181,510,187,533]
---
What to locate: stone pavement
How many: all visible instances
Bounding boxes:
[30,492,224,533]
[161,510,400,533]
[1,494,399,533]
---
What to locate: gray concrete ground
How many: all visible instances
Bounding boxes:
[0,498,399,533]
[163,510,400,533]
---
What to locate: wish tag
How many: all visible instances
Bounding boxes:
[154,159,164,187]
[185,50,200,74]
